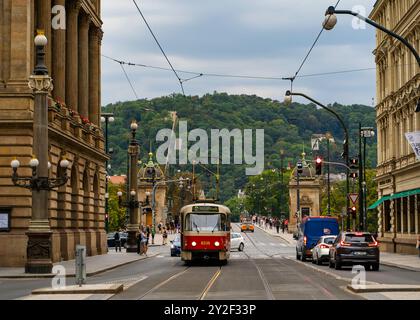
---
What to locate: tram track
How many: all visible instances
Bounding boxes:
[135,264,223,300]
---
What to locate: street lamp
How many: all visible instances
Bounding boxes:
[360,126,375,231]
[101,113,115,234]
[117,120,140,252]
[323,5,420,112]
[12,30,69,273]
[284,90,351,230]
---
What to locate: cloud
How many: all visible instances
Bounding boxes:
[101,0,378,106]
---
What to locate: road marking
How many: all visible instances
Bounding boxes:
[199,267,222,300]
[137,268,190,300]
[252,261,275,300]
[156,255,164,258]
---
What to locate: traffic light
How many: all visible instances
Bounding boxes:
[297,161,303,174]
[315,156,322,175]
[349,206,357,218]
[349,158,359,169]
[350,172,358,179]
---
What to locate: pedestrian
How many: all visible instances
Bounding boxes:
[158,222,162,234]
[284,219,289,232]
[162,228,168,245]
[114,231,121,252]
[276,219,280,234]
[281,220,285,233]
[151,227,155,244]
[140,229,148,255]
[136,231,141,254]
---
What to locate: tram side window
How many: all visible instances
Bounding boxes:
[185,213,227,231]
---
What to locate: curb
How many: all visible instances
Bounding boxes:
[0,253,158,279]
[380,260,420,273]
[347,284,420,293]
[254,225,295,245]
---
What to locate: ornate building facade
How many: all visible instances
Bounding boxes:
[0,0,107,266]
[288,153,323,233]
[369,0,420,254]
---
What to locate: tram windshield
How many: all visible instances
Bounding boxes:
[185,213,227,232]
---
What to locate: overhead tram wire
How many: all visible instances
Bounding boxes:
[132,0,185,95]
[284,0,342,90]
[119,62,139,100]
[102,54,379,82]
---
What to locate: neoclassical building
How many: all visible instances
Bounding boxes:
[288,153,323,233]
[369,0,420,254]
[0,0,107,266]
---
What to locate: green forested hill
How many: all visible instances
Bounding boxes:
[102,92,376,202]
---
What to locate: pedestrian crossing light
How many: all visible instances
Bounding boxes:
[315,156,322,175]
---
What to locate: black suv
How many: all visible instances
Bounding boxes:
[329,231,380,271]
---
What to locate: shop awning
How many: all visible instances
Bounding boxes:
[367,188,420,210]
[367,196,390,210]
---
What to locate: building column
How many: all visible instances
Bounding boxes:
[400,198,404,234]
[89,26,101,126]
[66,0,81,112]
[78,13,90,119]
[407,196,412,234]
[52,0,66,102]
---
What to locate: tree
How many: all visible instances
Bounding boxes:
[108,183,127,232]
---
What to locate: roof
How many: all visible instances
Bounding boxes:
[109,176,126,185]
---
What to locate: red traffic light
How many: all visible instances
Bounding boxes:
[316,157,322,164]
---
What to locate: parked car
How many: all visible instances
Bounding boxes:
[230,232,245,251]
[170,234,181,257]
[241,221,254,232]
[296,216,339,262]
[329,231,380,271]
[107,231,128,248]
[311,235,337,265]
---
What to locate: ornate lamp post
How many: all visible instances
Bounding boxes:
[11,30,69,273]
[117,120,140,252]
[101,113,115,234]
[360,127,375,231]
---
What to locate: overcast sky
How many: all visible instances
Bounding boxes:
[101,0,377,107]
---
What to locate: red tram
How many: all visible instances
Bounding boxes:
[180,202,231,264]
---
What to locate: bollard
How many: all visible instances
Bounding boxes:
[75,245,86,287]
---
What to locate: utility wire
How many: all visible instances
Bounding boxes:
[103,54,379,81]
[290,0,342,81]
[119,62,139,100]
[132,0,185,95]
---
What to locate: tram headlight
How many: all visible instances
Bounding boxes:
[214,241,220,247]
[192,241,197,247]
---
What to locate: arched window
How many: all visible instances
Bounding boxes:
[82,169,90,229]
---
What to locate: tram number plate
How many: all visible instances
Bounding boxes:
[201,241,210,245]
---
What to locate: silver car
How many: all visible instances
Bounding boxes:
[312,235,336,265]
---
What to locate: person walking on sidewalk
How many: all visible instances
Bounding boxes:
[284,219,289,232]
[162,228,168,245]
[275,219,280,234]
[114,231,121,252]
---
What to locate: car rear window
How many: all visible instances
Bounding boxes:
[303,220,339,237]
[323,237,336,244]
[345,234,375,243]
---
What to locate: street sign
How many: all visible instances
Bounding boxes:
[311,138,320,151]
[348,193,359,205]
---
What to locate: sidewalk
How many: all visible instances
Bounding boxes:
[0,233,176,279]
[257,223,420,272]
[254,224,295,245]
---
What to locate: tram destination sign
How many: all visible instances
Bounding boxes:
[192,205,219,213]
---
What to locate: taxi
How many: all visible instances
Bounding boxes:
[241,221,254,232]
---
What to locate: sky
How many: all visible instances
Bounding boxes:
[101,0,377,107]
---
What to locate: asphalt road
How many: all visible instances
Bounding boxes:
[1,224,419,300]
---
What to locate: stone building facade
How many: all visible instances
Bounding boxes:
[0,0,107,266]
[288,153,323,233]
[369,0,420,254]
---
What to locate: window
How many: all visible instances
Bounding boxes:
[184,213,227,232]
[0,208,11,232]
[301,207,310,217]
[345,234,375,243]
[323,237,336,245]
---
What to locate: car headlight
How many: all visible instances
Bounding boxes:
[192,241,197,247]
